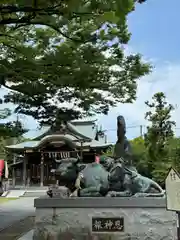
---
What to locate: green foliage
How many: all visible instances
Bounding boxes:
[130,137,150,176]
[167,138,180,173]
[129,93,177,185]
[130,136,170,185]
[102,145,114,157]
[0,107,27,163]
[145,92,175,148]
[0,137,7,159]
[105,92,178,186]
[97,93,179,186]
[144,92,175,180]
[0,137,19,162]
[0,109,27,138]
[130,136,180,186]
[0,121,26,138]
[0,0,150,125]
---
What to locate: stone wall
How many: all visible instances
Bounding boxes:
[33,197,177,240]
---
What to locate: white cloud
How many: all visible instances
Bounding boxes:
[99,61,180,142]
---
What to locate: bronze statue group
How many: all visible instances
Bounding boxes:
[47,116,165,198]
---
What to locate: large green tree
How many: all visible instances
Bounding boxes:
[0,0,150,125]
[144,92,175,182]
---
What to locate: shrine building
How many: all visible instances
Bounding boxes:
[5,119,111,187]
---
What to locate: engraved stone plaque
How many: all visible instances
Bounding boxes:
[92,217,124,232]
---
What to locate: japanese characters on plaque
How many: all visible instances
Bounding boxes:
[92,217,124,232]
[43,151,79,160]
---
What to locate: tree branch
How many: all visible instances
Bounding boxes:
[0,4,62,14]
[0,34,18,40]
[11,20,94,43]
[0,4,93,16]
[1,80,44,110]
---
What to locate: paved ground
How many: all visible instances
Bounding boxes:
[0,216,34,240]
[0,197,35,231]
[18,230,34,240]
[6,190,26,198]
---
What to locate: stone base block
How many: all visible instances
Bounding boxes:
[33,197,177,240]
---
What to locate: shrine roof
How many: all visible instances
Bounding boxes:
[22,119,98,141]
[6,140,40,149]
[67,122,96,140]
[89,140,111,148]
[6,134,111,150]
[6,118,110,151]
[22,125,51,140]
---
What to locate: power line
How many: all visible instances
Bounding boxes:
[23,125,180,138]
[26,125,180,131]
[106,125,146,132]
[106,125,180,132]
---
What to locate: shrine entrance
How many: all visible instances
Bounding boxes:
[7,119,111,188]
[26,142,80,186]
[24,142,96,186]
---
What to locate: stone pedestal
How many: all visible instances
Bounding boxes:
[48,185,70,198]
[33,197,177,240]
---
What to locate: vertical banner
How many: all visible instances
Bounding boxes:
[0,160,5,177]
[95,155,100,163]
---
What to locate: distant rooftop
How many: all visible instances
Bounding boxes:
[22,125,50,140]
[70,118,97,123]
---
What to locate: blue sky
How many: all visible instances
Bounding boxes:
[1,0,180,142]
[100,0,180,142]
[128,0,180,63]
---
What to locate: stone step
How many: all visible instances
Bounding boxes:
[5,189,47,198]
[21,191,46,197]
[8,186,48,190]
[1,191,9,197]
[6,190,26,198]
